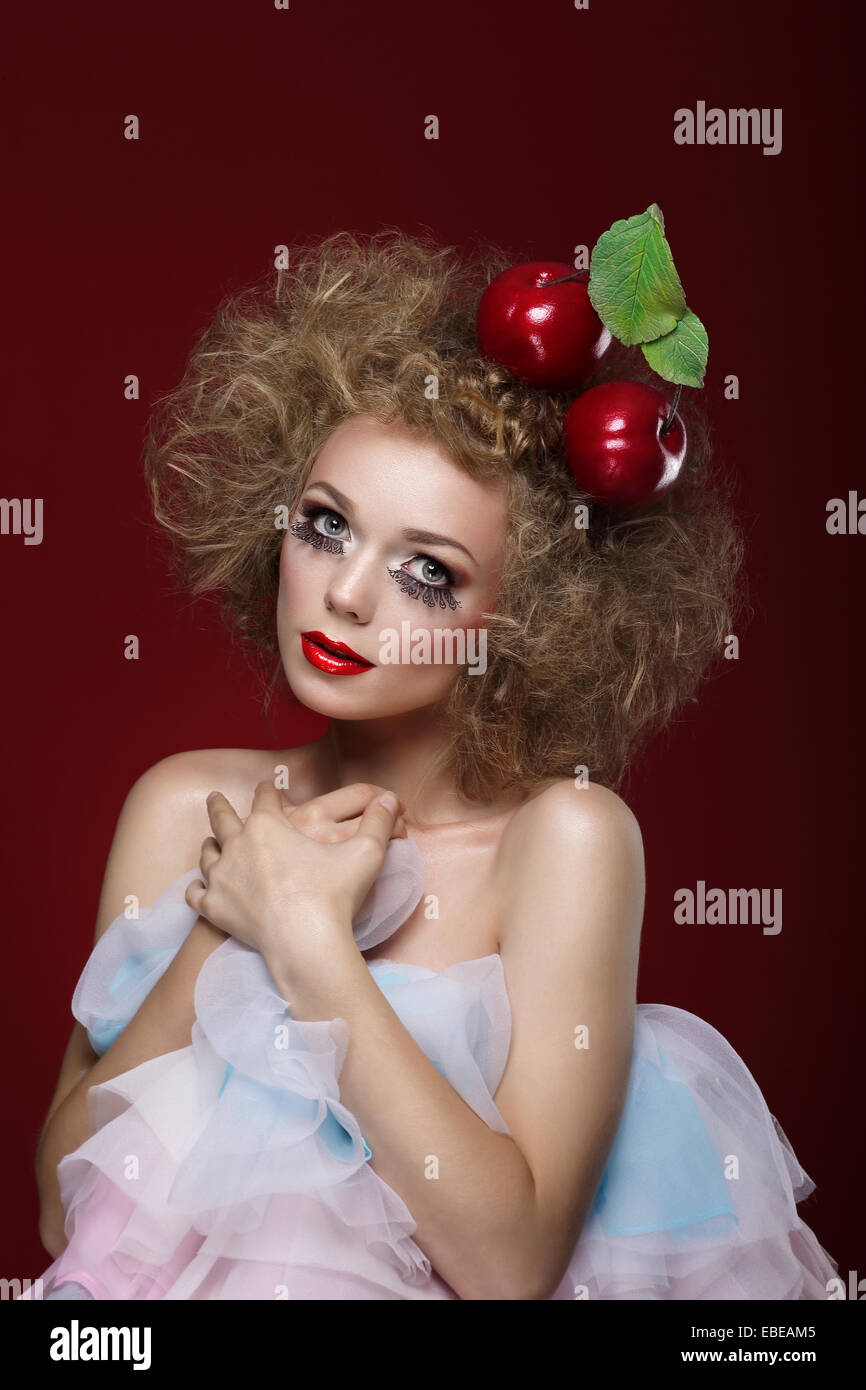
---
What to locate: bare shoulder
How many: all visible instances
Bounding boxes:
[126,745,292,821]
[93,745,303,941]
[494,776,645,951]
[499,775,644,865]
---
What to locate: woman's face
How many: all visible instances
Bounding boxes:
[278,413,509,721]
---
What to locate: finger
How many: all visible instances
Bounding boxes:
[296,783,403,824]
[355,791,402,854]
[318,812,407,841]
[200,836,220,876]
[250,779,286,817]
[185,877,207,915]
[206,790,244,846]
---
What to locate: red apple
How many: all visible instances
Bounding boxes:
[563,381,687,510]
[477,262,612,391]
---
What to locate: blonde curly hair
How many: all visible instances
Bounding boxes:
[143,228,746,803]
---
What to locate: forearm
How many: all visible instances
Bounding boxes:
[36,917,228,1257]
[265,935,543,1301]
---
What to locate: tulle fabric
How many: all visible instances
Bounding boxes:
[24,836,837,1300]
[553,1006,837,1299]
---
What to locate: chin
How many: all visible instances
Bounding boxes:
[285,658,448,721]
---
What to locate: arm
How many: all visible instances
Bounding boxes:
[36,754,229,1259]
[265,780,644,1300]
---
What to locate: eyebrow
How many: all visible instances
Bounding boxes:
[304,480,479,566]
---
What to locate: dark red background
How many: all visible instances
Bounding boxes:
[2,0,862,1287]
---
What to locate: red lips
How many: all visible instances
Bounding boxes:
[300,631,374,675]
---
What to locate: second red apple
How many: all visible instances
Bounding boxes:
[563,380,687,510]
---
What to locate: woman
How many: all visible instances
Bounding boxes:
[29,231,838,1300]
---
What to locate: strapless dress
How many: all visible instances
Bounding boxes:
[22,836,838,1300]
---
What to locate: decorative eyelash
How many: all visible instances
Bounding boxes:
[388,567,462,611]
[290,517,344,554]
[292,507,460,608]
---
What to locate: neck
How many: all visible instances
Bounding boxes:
[304,707,518,827]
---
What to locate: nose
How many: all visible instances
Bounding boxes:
[323,551,378,625]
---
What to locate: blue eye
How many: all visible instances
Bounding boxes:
[388,564,461,611]
[290,505,347,553]
[403,555,455,588]
[307,506,347,540]
[292,502,462,610]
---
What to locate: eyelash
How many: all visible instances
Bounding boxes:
[290,504,462,610]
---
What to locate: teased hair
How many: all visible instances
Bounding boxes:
[143,228,746,803]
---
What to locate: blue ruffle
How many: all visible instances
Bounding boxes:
[87,941,736,1232]
[214,1060,374,1164]
[590,1044,737,1239]
[86,944,183,1056]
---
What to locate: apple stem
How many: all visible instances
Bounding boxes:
[543,271,587,288]
[660,385,682,436]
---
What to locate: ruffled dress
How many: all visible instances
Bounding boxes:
[25,837,837,1300]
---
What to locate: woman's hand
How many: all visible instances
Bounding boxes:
[184,780,407,973]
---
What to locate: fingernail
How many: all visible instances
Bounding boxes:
[378,791,398,813]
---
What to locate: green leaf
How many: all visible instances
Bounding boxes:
[588,204,687,346]
[641,308,708,387]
